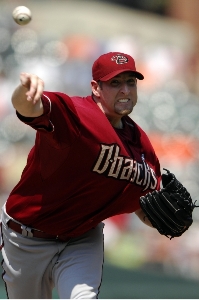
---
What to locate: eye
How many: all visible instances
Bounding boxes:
[127,78,136,85]
[110,79,120,86]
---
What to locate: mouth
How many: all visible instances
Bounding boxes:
[117,98,129,103]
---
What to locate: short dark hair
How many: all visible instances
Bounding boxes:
[97,80,103,89]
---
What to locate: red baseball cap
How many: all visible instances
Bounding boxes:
[92,52,144,81]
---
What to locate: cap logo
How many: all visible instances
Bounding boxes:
[111,55,128,64]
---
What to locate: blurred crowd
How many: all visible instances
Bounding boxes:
[0,1,199,282]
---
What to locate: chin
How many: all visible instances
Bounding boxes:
[118,109,132,116]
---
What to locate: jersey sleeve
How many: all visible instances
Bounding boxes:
[16,91,81,148]
[16,93,53,131]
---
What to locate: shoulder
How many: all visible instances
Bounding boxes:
[42,92,83,113]
[42,92,93,108]
[42,91,74,104]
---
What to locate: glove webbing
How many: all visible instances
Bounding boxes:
[140,195,185,238]
[162,168,198,212]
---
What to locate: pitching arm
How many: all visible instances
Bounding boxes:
[12,72,44,117]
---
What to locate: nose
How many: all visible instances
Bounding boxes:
[120,83,130,95]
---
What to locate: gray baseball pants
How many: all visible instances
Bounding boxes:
[1,205,104,299]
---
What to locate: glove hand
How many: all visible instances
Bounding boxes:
[139,169,198,239]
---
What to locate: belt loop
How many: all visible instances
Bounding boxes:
[21,225,33,237]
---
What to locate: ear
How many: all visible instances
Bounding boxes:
[91,80,100,97]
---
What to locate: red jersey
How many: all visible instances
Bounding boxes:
[6,93,161,238]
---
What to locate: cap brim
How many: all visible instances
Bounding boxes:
[99,69,144,81]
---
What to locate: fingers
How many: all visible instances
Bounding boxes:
[20,72,44,104]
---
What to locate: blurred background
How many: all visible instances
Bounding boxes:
[0,0,199,298]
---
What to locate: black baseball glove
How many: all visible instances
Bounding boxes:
[139,168,198,239]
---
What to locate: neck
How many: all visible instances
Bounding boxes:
[109,118,123,129]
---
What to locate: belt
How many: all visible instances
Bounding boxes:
[7,219,71,242]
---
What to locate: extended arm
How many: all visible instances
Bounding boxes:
[12,72,44,117]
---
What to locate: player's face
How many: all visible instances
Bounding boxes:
[92,72,138,127]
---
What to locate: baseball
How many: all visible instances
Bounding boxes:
[12,6,32,25]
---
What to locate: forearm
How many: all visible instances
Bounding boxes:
[135,208,153,228]
[12,84,43,117]
[11,72,44,117]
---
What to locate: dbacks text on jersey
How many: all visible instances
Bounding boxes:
[93,144,157,191]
